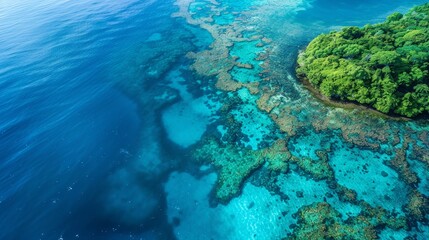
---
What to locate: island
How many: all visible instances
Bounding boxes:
[296,3,429,117]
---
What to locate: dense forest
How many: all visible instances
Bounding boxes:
[297,3,429,117]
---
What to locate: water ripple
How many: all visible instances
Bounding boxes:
[0,0,160,238]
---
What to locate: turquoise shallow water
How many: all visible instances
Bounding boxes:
[1,0,428,239]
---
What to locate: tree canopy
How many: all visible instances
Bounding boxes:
[297,3,429,117]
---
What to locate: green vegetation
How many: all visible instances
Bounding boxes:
[297,3,429,117]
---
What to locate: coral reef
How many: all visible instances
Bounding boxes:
[290,150,335,181]
[173,0,429,238]
[288,202,376,240]
[269,106,301,137]
[311,109,393,150]
[334,184,358,204]
[405,190,429,222]
[264,139,292,173]
[385,136,419,186]
[111,30,195,104]
[288,202,408,240]
[193,138,265,202]
[173,0,277,96]
[193,138,293,202]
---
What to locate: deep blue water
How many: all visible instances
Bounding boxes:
[0,0,174,238]
[1,0,428,239]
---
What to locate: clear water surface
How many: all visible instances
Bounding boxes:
[0,0,428,239]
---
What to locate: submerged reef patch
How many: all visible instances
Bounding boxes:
[165,0,429,238]
[287,202,408,240]
[193,137,293,203]
[165,171,293,240]
[161,66,221,147]
[101,168,159,226]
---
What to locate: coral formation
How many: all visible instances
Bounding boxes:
[173,0,276,96]
[385,135,419,186]
[173,0,429,238]
[264,139,292,173]
[193,138,293,202]
[193,138,265,202]
[405,190,429,222]
[290,150,335,181]
[288,202,408,240]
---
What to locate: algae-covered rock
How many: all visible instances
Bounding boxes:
[405,190,429,221]
[288,202,377,240]
[265,139,292,173]
[334,184,358,204]
[193,138,292,203]
[291,150,335,181]
[287,201,409,240]
[193,138,265,202]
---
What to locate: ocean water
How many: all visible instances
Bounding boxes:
[1,0,428,239]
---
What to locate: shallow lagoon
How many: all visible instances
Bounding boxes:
[0,0,428,239]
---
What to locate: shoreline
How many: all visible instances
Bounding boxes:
[294,70,412,122]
